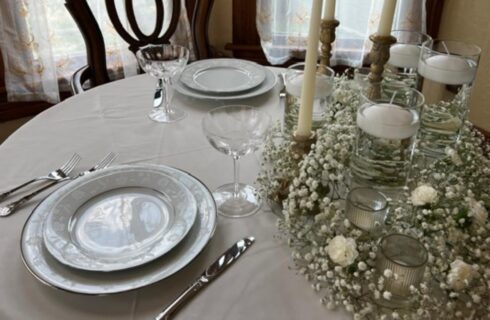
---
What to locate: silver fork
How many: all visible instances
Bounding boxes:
[0,153,81,202]
[0,152,116,217]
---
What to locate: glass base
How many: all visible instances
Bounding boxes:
[149,108,186,123]
[213,183,262,218]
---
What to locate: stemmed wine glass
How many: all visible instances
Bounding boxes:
[136,44,189,123]
[202,105,271,218]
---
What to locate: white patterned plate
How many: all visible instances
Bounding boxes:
[179,59,266,94]
[21,164,217,295]
[175,67,277,100]
[43,167,197,272]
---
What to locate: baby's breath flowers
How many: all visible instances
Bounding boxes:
[259,76,490,319]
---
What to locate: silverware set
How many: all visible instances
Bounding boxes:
[0,152,116,217]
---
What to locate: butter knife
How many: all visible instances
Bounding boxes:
[154,237,255,320]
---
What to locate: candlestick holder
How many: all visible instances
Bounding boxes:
[367,33,397,99]
[291,131,316,158]
[319,19,340,72]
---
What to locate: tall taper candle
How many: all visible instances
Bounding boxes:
[322,0,336,20]
[296,0,323,137]
[378,0,397,36]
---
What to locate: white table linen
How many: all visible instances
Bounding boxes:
[0,69,350,320]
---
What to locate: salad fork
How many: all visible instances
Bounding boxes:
[0,153,81,202]
[0,152,116,217]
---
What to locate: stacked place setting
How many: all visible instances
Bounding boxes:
[21,164,217,295]
[174,58,277,100]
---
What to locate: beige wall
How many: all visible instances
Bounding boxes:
[439,0,490,130]
[208,0,233,56]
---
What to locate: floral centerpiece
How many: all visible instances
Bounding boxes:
[258,75,490,319]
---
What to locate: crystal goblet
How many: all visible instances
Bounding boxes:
[136,44,189,123]
[202,105,271,218]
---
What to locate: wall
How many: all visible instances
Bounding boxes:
[438,0,490,131]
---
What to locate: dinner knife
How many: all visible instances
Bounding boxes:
[154,237,255,320]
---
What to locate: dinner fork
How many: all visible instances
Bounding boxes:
[0,152,116,217]
[0,153,81,202]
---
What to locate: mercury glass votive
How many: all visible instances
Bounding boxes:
[376,234,428,305]
[345,187,388,233]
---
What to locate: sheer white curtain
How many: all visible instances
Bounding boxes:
[257,0,426,66]
[0,0,193,104]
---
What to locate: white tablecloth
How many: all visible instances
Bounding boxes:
[0,69,349,320]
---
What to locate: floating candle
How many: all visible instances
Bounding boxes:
[418,55,476,85]
[357,103,419,140]
[388,44,421,69]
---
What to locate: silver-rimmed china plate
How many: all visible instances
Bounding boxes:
[21,164,217,295]
[43,167,198,272]
[180,59,266,94]
[175,67,277,100]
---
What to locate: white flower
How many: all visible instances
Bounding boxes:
[327,235,359,267]
[410,185,438,206]
[447,259,477,290]
[445,147,463,166]
[467,198,488,225]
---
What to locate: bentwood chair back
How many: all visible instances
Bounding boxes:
[65,0,214,94]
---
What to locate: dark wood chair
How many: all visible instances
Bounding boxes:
[65,0,215,94]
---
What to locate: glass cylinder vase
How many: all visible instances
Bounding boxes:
[417,40,481,158]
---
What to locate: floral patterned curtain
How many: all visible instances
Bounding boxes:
[257,0,426,66]
[0,0,193,104]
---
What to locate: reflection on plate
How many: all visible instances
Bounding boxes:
[175,67,278,100]
[180,59,266,94]
[43,168,197,272]
[21,164,217,295]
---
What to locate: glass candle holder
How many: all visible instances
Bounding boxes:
[345,187,388,233]
[384,30,432,88]
[417,39,481,158]
[283,63,335,134]
[376,234,428,306]
[350,85,423,189]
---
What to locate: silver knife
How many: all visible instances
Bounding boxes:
[154,237,255,320]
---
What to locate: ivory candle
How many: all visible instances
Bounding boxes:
[357,103,419,140]
[296,0,323,137]
[418,55,477,85]
[378,0,397,36]
[388,44,420,69]
[322,0,336,20]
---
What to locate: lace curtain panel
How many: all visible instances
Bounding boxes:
[257,0,426,66]
[0,0,193,104]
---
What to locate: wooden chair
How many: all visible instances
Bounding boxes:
[65,0,214,94]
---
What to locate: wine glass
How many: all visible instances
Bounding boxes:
[202,105,271,218]
[136,44,189,123]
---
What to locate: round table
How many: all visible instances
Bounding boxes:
[0,71,349,320]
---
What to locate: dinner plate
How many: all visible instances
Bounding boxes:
[175,66,278,100]
[21,164,217,295]
[180,59,266,94]
[43,167,197,272]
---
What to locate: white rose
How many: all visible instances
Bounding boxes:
[467,198,488,225]
[327,235,359,267]
[447,259,477,290]
[410,185,438,206]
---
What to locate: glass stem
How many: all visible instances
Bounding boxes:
[161,77,171,115]
[233,155,240,199]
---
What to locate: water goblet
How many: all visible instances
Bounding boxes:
[202,105,271,218]
[136,44,189,123]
